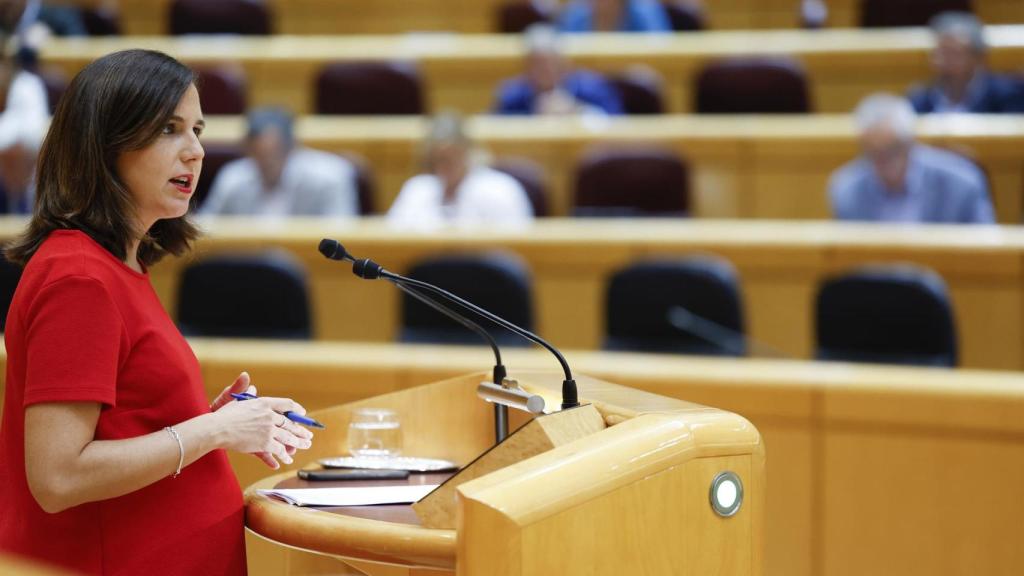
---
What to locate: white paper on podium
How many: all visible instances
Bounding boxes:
[257,484,439,507]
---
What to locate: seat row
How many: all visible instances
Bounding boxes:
[41,57,822,117]
[168,251,959,369]
[68,0,1009,36]
[194,144,695,218]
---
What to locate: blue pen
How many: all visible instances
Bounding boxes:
[230,392,326,429]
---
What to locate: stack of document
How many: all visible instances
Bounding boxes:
[257,484,439,507]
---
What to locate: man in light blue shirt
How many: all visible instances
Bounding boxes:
[828,93,994,224]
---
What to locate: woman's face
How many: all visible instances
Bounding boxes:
[116,84,205,232]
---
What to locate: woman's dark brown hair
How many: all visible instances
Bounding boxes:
[5,49,200,267]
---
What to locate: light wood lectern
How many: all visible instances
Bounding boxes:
[245,371,764,576]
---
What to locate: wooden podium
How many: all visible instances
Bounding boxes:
[244,371,764,576]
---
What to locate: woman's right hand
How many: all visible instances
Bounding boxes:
[211,389,314,469]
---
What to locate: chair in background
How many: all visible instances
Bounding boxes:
[604,258,746,356]
[169,0,271,35]
[0,257,22,332]
[860,0,973,28]
[195,66,248,115]
[608,67,666,115]
[493,157,550,217]
[815,265,958,367]
[400,253,533,346]
[192,142,244,209]
[336,152,378,215]
[314,62,425,115]
[39,69,68,115]
[81,6,121,35]
[664,1,706,31]
[694,57,812,113]
[496,0,553,33]
[573,147,689,216]
[177,252,312,339]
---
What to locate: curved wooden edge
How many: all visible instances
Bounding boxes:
[244,472,457,570]
[457,409,762,526]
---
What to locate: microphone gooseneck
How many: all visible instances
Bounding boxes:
[666,306,789,359]
[392,279,504,367]
[320,239,515,439]
[366,262,578,410]
[320,239,580,411]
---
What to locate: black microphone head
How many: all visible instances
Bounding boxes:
[318,238,350,261]
[353,258,383,280]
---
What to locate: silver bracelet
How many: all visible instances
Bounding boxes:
[164,426,184,478]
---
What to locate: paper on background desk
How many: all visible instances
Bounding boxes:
[257,484,439,507]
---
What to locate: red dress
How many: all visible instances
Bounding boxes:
[0,230,246,575]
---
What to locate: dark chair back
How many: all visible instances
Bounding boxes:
[81,7,121,35]
[39,69,68,115]
[337,152,378,215]
[496,1,553,33]
[860,0,972,27]
[694,57,811,113]
[605,258,746,356]
[196,66,248,115]
[664,1,706,31]
[608,68,665,115]
[400,253,533,346]
[573,147,689,216]
[177,252,312,339]
[0,257,22,332]
[169,0,271,35]
[493,157,550,217]
[315,62,425,115]
[815,265,957,367]
[193,143,244,209]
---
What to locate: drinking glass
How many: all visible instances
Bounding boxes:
[346,408,403,458]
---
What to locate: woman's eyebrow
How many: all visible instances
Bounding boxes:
[169,115,206,127]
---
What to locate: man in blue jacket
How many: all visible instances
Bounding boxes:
[907,11,1024,113]
[493,24,623,116]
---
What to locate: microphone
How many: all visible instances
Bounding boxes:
[334,246,579,411]
[319,239,513,439]
[666,306,789,359]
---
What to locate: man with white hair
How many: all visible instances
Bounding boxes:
[907,11,1024,113]
[828,93,994,224]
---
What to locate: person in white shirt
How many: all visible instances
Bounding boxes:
[386,112,534,230]
[0,52,48,214]
[200,107,359,217]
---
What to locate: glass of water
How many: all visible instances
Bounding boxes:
[347,408,403,458]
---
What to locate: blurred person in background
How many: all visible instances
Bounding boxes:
[557,0,671,33]
[0,3,48,213]
[829,93,994,224]
[201,107,359,216]
[387,111,533,230]
[493,24,623,116]
[907,11,1024,113]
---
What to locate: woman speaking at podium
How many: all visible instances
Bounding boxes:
[0,50,313,574]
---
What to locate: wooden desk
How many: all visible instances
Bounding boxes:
[209,341,1024,576]
[6,340,1019,576]
[38,27,1024,116]
[3,217,1022,370]
[195,114,1024,223]
[106,0,1023,34]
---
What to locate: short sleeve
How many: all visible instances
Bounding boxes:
[23,276,127,407]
